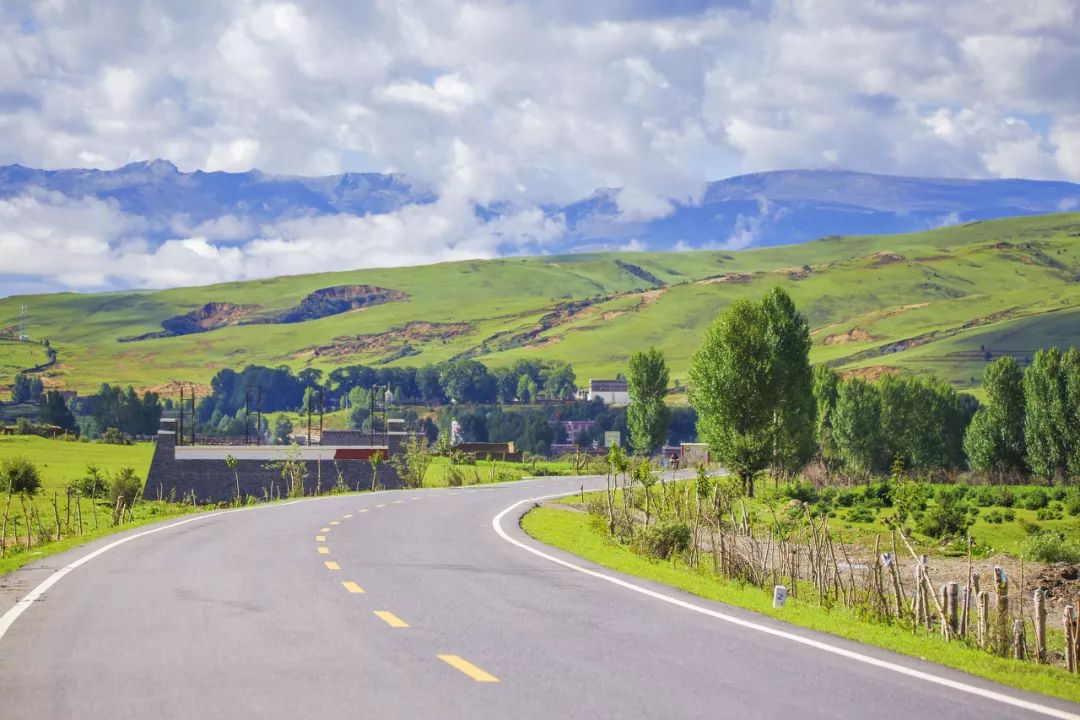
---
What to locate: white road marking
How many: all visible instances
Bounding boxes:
[492,493,1080,720]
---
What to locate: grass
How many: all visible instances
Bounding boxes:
[4,213,1080,395]
[421,455,577,487]
[522,504,1080,703]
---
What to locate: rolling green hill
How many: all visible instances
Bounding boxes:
[3,212,1080,396]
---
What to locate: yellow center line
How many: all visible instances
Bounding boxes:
[376,504,387,508]
[324,561,340,570]
[343,514,353,518]
[393,500,404,504]
[373,611,409,628]
[321,527,331,532]
[437,655,499,683]
[358,509,370,513]
[330,521,341,526]
[315,535,326,542]
[341,581,365,594]
[318,547,330,554]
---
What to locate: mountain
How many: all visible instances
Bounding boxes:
[1,161,1078,257]
[3,212,1080,396]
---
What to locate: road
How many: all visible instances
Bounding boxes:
[1,474,1077,720]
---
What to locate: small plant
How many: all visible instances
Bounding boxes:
[390,435,432,489]
[917,486,975,539]
[72,463,108,498]
[1022,530,1080,564]
[638,520,691,560]
[100,427,132,445]
[1020,487,1049,510]
[1065,490,1080,516]
[846,506,876,523]
[984,509,1004,524]
[1035,507,1063,521]
[1,456,41,496]
[443,463,465,487]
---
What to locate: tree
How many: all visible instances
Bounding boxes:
[1064,347,1080,478]
[272,414,294,445]
[1024,348,1071,480]
[1,456,41,496]
[626,347,671,456]
[832,378,883,478]
[416,364,446,404]
[11,373,43,403]
[439,360,496,404]
[964,356,1026,478]
[879,375,967,473]
[688,297,771,496]
[812,365,841,474]
[39,390,76,431]
[761,288,816,480]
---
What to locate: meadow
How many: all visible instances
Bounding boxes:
[2,213,1079,396]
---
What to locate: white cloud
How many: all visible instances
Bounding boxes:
[0,0,1078,291]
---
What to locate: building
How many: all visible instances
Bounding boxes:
[587,379,629,405]
[559,419,596,443]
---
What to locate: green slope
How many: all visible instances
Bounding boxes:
[3,213,1080,395]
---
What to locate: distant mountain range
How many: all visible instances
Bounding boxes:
[2,160,1079,254]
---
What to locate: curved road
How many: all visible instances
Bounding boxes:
[1,475,1077,720]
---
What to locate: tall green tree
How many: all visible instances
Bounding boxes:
[964,356,1026,478]
[761,288,816,480]
[879,374,968,472]
[1064,348,1080,478]
[39,390,76,431]
[689,288,814,496]
[832,378,883,478]
[1024,348,1071,479]
[626,348,671,456]
[811,365,841,474]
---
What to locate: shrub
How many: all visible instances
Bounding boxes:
[1022,530,1080,564]
[835,488,859,508]
[996,486,1016,508]
[1,456,42,495]
[1066,490,1080,516]
[639,520,692,560]
[1019,518,1042,535]
[1036,508,1063,521]
[846,506,876,523]
[1002,508,1016,522]
[971,485,998,507]
[892,480,928,525]
[984,510,1004,524]
[443,464,465,487]
[917,486,974,539]
[109,467,143,508]
[778,480,818,504]
[72,463,108,498]
[861,481,893,508]
[1020,488,1049,510]
[1049,486,1068,501]
[100,427,132,445]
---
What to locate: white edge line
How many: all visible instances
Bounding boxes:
[492,493,1080,720]
[0,490,393,643]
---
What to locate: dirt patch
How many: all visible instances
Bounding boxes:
[262,285,407,324]
[774,265,812,280]
[867,251,906,268]
[1034,563,1080,609]
[138,381,213,398]
[839,365,900,381]
[119,302,259,342]
[823,327,877,345]
[602,310,627,321]
[880,302,930,319]
[298,321,471,360]
[639,288,667,306]
[697,271,762,285]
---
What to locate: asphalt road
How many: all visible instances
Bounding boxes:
[1,475,1078,720]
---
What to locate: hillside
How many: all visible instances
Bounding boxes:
[3,212,1080,396]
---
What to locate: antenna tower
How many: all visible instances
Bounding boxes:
[19,304,27,339]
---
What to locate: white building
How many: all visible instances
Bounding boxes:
[587,379,629,405]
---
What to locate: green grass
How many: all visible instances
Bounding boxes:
[522,504,1080,703]
[421,455,576,487]
[4,213,1080,395]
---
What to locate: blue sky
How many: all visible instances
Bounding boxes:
[0,0,1077,292]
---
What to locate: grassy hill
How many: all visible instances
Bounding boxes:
[3,212,1080,396]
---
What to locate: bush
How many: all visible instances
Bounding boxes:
[443,464,465,487]
[1066,491,1080,516]
[846,506,876,523]
[917,486,974,539]
[1020,488,1049,510]
[639,520,692,560]
[100,427,132,445]
[1,456,42,495]
[1002,508,1016,522]
[984,510,1004,524]
[971,486,998,507]
[108,467,143,509]
[860,481,893,508]
[1036,508,1063,521]
[835,488,859,508]
[1049,486,1068,501]
[1022,530,1080,564]
[778,480,818,504]
[72,463,108,498]
[892,480,928,525]
[1019,518,1042,535]
[996,486,1016,508]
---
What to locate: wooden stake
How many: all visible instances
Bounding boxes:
[1013,618,1026,660]
[1064,606,1076,673]
[960,536,973,637]
[977,590,990,649]
[1034,589,1047,664]
[994,566,1009,656]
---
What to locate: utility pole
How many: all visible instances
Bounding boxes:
[369,384,376,445]
[318,388,324,445]
[244,390,250,445]
[256,387,262,446]
[190,386,196,445]
[307,391,313,446]
[178,386,185,447]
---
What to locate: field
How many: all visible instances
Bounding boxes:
[1,213,1079,397]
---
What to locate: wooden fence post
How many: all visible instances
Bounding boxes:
[994,566,1009,655]
[1033,589,1047,664]
[976,590,990,649]
[1013,619,1026,660]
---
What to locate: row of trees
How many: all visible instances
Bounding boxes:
[198,359,578,422]
[10,373,44,404]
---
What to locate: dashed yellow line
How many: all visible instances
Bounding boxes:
[373,611,409,628]
[392,500,404,504]
[358,508,370,513]
[344,514,353,518]
[437,655,498,682]
[321,527,331,532]
[324,561,340,570]
[315,535,326,542]
[341,581,365,594]
[318,547,330,555]
[330,520,341,526]
[376,504,387,508]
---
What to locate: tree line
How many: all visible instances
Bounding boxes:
[684,286,1080,492]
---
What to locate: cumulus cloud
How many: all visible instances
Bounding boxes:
[0,0,1077,291]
